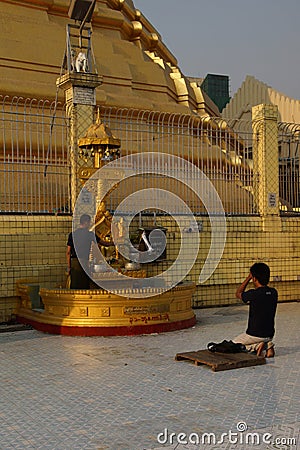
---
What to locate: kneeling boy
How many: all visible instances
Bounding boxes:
[233,262,277,358]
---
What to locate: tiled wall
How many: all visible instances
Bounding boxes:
[134,215,300,307]
[1,214,299,321]
[0,215,71,321]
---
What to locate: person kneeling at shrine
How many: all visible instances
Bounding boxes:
[233,262,277,358]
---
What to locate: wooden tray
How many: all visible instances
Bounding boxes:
[175,349,266,372]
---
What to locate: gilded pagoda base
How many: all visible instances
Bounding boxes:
[16,282,196,336]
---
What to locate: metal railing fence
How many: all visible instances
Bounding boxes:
[0,95,71,214]
[99,107,256,215]
[1,96,299,216]
[278,122,300,214]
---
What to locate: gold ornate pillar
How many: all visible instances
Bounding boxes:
[252,104,281,231]
[56,72,102,210]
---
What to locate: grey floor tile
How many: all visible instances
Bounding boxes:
[0,303,299,450]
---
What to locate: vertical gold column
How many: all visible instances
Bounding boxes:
[252,104,281,231]
[56,73,102,211]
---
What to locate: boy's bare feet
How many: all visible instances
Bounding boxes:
[256,342,265,356]
[266,347,275,358]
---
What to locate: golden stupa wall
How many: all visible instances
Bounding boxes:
[0,0,218,116]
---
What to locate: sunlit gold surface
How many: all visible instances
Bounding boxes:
[17,282,196,329]
[78,110,121,169]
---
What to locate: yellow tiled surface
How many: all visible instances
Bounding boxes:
[0,216,71,321]
[1,214,300,321]
[131,215,300,307]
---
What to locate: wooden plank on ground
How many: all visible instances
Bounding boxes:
[175,350,266,372]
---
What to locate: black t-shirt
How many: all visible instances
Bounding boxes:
[67,228,96,260]
[242,286,278,338]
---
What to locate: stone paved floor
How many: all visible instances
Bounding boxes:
[0,302,299,450]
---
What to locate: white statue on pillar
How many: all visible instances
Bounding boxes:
[75,51,88,72]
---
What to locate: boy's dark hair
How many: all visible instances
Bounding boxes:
[80,214,91,225]
[250,262,270,286]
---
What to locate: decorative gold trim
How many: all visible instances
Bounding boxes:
[17,282,196,329]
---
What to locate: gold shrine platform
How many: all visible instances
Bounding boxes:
[16,282,196,336]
